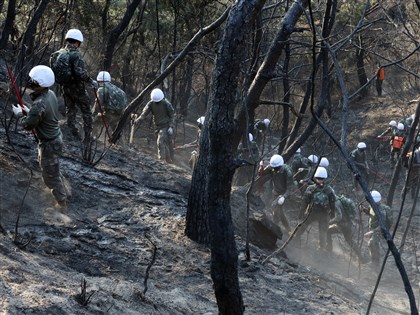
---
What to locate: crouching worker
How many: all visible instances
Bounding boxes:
[12,65,67,208]
[326,194,365,262]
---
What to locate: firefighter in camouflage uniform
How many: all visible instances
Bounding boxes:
[327,194,366,262]
[135,88,176,163]
[254,154,295,233]
[55,29,98,141]
[93,71,128,136]
[12,66,67,208]
[296,167,336,250]
[362,190,393,267]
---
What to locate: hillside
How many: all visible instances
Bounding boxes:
[0,86,419,315]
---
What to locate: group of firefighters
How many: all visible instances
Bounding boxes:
[9,26,418,269]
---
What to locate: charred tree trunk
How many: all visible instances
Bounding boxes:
[178,56,194,117]
[279,40,291,154]
[0,0,16,50]
[207,2,265,312]
[188,1,266,313]
[14,0,50,88]
[103,0,145,70]
[356,38,368,97]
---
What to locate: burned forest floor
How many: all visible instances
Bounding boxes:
[0,85,420,315]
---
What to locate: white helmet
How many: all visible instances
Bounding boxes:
[151,88,164,102]
[270,154,284,168]
[263,118,270,126]
[370,190,381,203]
[389,120,397,127]
[248,133,253,142]
[397,123,405,130]
[357,142,367,149]
[96,71,111,82]
[29,65,55,88]
[65,29,83,42]
[197,116,205,125]
[308,154,319,164]
[319,157,329,167]
[314,166,328,179]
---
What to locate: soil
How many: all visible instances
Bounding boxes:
[0,85,419,315]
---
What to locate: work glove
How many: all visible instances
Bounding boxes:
[12,104,29,116]
[277,196,285,205]
[167,127,173,135]
[91,80,99,90]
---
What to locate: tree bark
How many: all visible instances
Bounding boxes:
[103,0,145,70]
[188,1,267,313]
[355,38,368,97]
[14,0,50,88]
[0,0,16,50]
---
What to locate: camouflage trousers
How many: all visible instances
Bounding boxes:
[271,198,291,232]
[38,135,66,203]
[368,229,381,265]
[63,85,93,137]
[156,128,174,162]
[295,207,329,249]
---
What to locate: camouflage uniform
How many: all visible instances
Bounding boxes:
[234,139,260,186]
[255,164,295,232]
[290,152,309,175]
[367,203,393,266]
[20,89,66,204]
[61,43,94,139]
[138,98,175,162]
[326,195,365,261]
[253,119,268,153]
[93,81,127,134]
[350,148,369,189]
[297,182,336,249]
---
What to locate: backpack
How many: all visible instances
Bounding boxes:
[99,83,127,114]
[49,48,73,84]
[392,136,404,149]
[338,195,356,220]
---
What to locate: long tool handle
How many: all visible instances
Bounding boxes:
[93,88,112,142]
[6,63,38,142]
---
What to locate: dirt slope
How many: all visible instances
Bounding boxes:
[0,89,419,315]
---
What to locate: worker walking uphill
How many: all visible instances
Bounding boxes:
[50,28,97,141]
[135,88,175,163]
[290,148,309,175]
[390,123,406,165]
[12,66,68,208]
[350,142,369,191]
[92,71,128,136]
[296,167,336,250]
[375,63,385,97]
[327,194,365,262]
[254,154,295,233]
[361,190,393,267]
